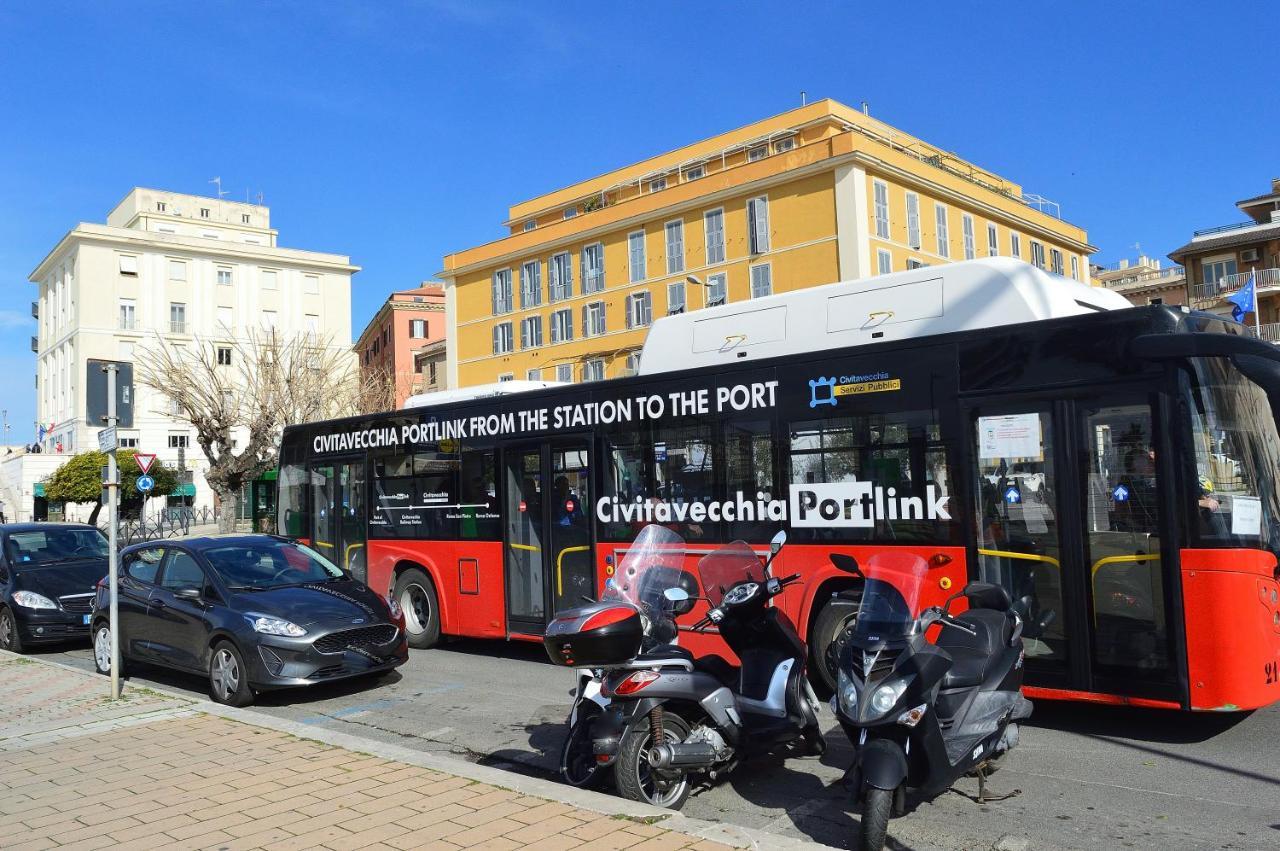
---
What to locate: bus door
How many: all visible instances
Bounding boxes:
[502,438,595,635]
[966,392,1178,701]
[310,458,368,583]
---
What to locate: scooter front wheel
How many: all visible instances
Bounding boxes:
[615,712,692,810]
[859,786,893,851]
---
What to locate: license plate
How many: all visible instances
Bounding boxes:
[83,614,92,625]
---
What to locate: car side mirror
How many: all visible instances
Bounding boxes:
[175,587,202,602]
[770,530,787,554]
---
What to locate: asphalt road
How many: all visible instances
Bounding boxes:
[37,638,1280,851]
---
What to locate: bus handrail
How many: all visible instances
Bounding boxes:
[977,548,1061,569]
[556,545,592,596]
[1090,552,1159,578]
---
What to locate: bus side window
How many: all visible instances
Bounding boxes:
[460,446,498,540]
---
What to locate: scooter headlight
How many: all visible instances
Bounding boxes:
[870,681,906,716]
[837,667,858,716]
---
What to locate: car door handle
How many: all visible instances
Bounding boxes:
[149,599,166,609]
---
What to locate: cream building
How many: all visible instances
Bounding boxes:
[26,188,358,518]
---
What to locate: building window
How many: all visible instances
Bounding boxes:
[1030,241,1046,269]
[683,165,705,181]
[873,181,890,239]
[1202,258,1237,285]
[492,322,513,355]
[704,209,726,264]
[261,269,278,290]
[168,260,187,281]
[520,315,543,349]
[428,361,438,384]
[906,193,921,249]
[118,434,139,449]
[409,319,426,338]
[1070,255,1079,280]
[216,267,232,286]
[523,221,536,232]
[492,269,513,314]
[216,306,233,330]
[118,255,138,276]
[750,263,773,298]
[156,202,166,212]
[961,214,976,260]
[747,195,770,254]
[907,259,928,270]
[706,272,727,307]
[773,137,795,153]
[551,308,574,343]
[169,434,189,448]
[582,243,605,293]
[498,373,514,382]
[520,261,542,308]
[625,352,641,374]
[200,208,209,219]
[582,359,604,382]
[549,252,573,301]
[648,176,667,192]
[628,230,646,283]
[261,310,278,330]
[304,314,318,333]
[526,368,542,381]
[304,275,320,295]
[667,281,685,314]
[556,363,573,382]
[934,204,950,258]
[216,346,232,366]
[1149,297,1164,306]
[748,145,767,162]
[563,207,577,220]
[665,220,685,274]
[877,249,892,275]
[626,291,652,329]
[582,302,605,337]
[169,303,186,333]
[987,223,999,256]
[1010,232,1022,259]
[1050,248,1064,275]
[118,298,137,331]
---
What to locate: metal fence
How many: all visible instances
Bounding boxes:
[97,507,253,546]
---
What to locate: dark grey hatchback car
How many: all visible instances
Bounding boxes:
[92,534,408,706]
[0,523,108,652]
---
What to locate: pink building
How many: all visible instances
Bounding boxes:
[355,283,447,408]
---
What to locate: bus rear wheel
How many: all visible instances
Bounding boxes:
[394,568,441,649]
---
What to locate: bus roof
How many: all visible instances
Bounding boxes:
[404,379,568,409]
[638,258,1131,375]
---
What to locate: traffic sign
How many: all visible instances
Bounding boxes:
[136,474,155,493]
[98,426,117,452]
[134,453,156,474]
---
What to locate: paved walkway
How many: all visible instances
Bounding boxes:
[0,653,753,851]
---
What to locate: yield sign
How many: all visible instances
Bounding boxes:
[134,453,157,475]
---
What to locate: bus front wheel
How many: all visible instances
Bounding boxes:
[809,588,862,693]
[394,568,441,649]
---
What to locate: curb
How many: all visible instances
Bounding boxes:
[3,650,837,850]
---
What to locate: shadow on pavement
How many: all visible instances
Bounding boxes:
[1026,699,1251,744]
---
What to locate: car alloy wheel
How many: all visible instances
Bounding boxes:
[94,625,112,672]
[0,609,17,651]
[211,647,241,702]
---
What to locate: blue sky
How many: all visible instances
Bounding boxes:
[0,1,1273,441]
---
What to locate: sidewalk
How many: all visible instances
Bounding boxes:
[0,652,776,851]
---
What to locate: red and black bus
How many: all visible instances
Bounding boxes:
[278,260,1280,712]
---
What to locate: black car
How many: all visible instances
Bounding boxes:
[92,534,408,706]
[0,523,108,653]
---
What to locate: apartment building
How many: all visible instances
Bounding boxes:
[28,187,358,516]
[1093,255,1187,307]
[440,99,1095,386]
[1172,177,1280,338]
[354,283,447,407]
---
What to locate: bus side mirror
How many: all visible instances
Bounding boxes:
[830,553,861,577]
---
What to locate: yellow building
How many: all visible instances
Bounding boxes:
[440,99,1095,386]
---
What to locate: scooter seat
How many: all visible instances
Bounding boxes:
[940,646,991,689]
[635,644,695,665]
[936,608,1015,690]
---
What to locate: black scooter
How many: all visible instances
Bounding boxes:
[829,552,1032,851]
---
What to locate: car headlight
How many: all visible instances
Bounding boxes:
[386,595,402,619]
[13,590,57,610]
[244,614,306,637]
[837,667,858,716]
[870,681,906,716]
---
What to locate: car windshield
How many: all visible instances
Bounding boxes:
[4,528,109,565]
[203,540,344,590]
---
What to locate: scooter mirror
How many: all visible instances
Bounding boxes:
[770,530,787,553]
[663,587,690,603]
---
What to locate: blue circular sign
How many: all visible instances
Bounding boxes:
[136,474,155,493]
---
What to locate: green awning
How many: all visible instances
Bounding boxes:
[260,469,278,482]
[173,483,196,497]
[33,483,44,498]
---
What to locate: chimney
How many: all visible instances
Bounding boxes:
[1119,259,1130,269]
[1272,209,1280,223]
[1271,177,1280,192]
[861,101,869,115]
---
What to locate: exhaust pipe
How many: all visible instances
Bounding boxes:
[648,742,718,770]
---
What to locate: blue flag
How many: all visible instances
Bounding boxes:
[1226,271,1256,323]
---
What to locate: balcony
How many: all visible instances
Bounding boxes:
[30,336,37,353]
[1191,268,1280,302]
[30,301,38,319]
[169,320,187,334]
[1252,323,1280,343]
[118,316,138,331]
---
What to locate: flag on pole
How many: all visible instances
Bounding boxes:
[1226,270,1256,323]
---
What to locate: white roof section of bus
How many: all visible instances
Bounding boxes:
[638,259,1131,375]
[404,380,567,409]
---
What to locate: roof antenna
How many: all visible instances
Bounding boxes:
[209,176,227,199]
[800,91,807,106]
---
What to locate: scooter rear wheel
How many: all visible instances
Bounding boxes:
[859,786,893,851]
[615,712,692,810]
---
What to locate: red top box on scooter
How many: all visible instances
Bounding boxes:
[544,602,644,667]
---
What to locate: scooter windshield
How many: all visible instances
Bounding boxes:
[697,540,763,607]
[604,524,688,621]
[852,552,930,641]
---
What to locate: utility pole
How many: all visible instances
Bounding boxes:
[103,364,121,699]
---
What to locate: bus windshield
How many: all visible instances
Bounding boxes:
[1184,356,1280,550]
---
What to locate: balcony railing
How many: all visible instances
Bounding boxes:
[169,320,187,334]
[30,336,37,353]
[118,316,138,331]
[1251,323,1280,343]
[1191,267,1280,302]
[30,301,38,319]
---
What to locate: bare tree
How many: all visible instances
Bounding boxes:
[136,329,364,532]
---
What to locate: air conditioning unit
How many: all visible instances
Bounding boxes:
[1241,248,1260,262]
